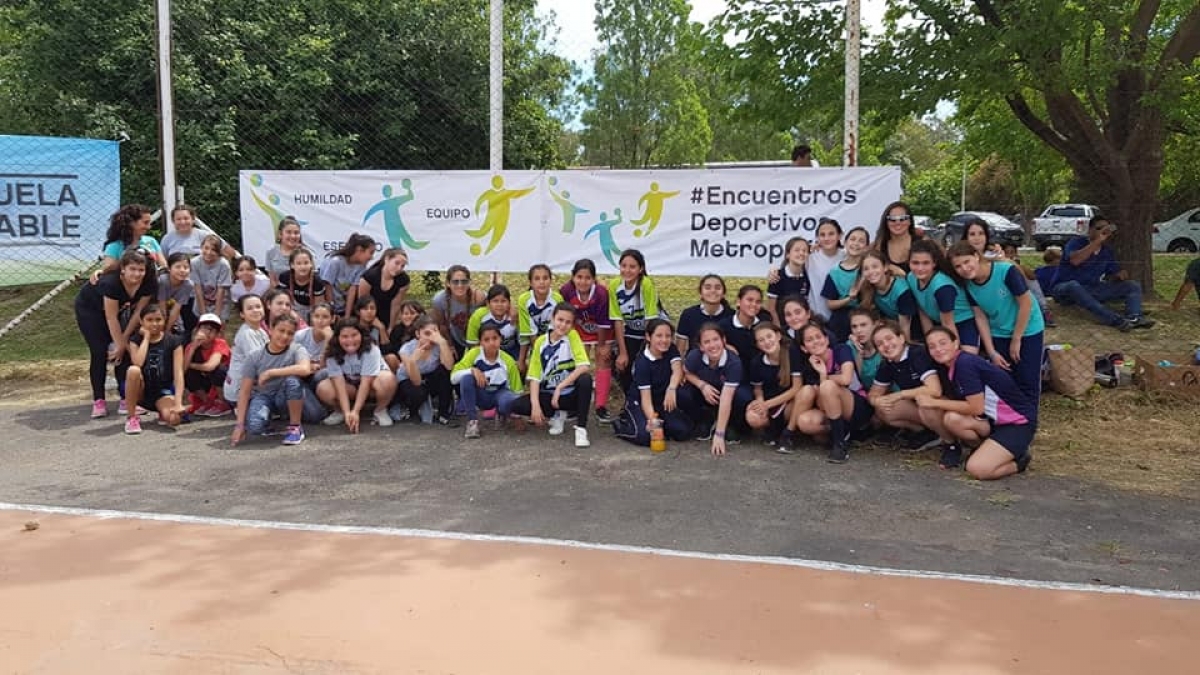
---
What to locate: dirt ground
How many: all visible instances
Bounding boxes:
[2,510,1197,674]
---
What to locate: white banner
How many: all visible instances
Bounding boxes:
[239,167,900,276]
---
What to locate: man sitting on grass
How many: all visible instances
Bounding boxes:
[1050,216,1154,332]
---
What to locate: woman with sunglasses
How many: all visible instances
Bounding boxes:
[875,201,920,278]
[430,264,488,358]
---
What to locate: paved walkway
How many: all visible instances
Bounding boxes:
[3,509,1196,674]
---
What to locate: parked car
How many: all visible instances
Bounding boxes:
[1152,208,1200,253]
[1032,204,1098,250]
[913,215,944,242]
[940,211,1026,248]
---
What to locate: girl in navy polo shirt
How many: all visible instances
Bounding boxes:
[766,237,811,323]
[948,242,1045,413]
[676,274,734,354]
[905,238,980,351]
[745,322,804,449]
[794,323,873,464]
[868,321,942,450]
[719,285,769,362]
[615,318,692,447]
[860,250,916,343]
[916,327,1036,479]
[678,323,744,455]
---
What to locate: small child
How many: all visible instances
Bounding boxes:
[316,319,398,431]
[294,303,335,373]
[230,255,272,305]
[277,248,330,322]
[184,313,232,417]
[394,316,458,425]
[321,233,377,317]
[383,300,424,372]
[157,252,195,335]
[451,324,524,439]
[122,304,187,434]
[190,234,233,319]
[466,284,521,361]
[230,314,327,446]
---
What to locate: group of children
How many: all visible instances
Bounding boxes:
[78,201,1082,482]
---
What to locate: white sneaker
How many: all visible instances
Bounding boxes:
[548,410,566,436]
[322,411,345,426]
[574,426,590,448]
[373,409,393,427]
[464,419,481,439]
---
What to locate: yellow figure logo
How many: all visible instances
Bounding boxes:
[630,181,679,238]
[467,175,535,256]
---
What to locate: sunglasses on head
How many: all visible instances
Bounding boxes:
[886,215,911,222]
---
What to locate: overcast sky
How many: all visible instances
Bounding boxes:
[536,0,889,64]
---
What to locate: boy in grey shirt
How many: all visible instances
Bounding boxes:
[230,315,327,446]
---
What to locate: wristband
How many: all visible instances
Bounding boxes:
[667,386,677,391]
[234,423,245,430]
[713,431,725,438]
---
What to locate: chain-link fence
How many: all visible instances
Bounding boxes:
[2,1,1198,407]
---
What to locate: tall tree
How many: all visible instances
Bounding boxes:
[0,0,572,243]
[580,0,713,167]
[720,0,1200,288]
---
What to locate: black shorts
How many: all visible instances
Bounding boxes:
[988,421,1034,472]
[140,383,175,409]
[850,394,874,429]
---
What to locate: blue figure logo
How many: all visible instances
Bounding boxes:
[584,208,624,269]
[364,179,428,250]
[548,176,589,234]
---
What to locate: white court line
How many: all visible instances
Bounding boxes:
[4,501,1198,602]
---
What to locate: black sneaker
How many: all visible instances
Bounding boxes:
[1112,318,1134,332]
[938,443,963,469]
[695,423,715,442]
[594,407,613,424]
[902,428,940,452]
[1127,315,1155,329]
[827,441,849,464]
[772,431,795,455]
[433,414,460,428]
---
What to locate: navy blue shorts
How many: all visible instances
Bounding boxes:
[850,393,874,429]
[988,421,1034,472]
[956,318,981,349]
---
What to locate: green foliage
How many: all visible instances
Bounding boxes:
[580,0,713,167]
[0,0,572,246]
[904,160,961,223]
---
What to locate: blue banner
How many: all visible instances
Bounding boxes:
[0,135,120,286]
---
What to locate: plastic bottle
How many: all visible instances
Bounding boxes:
[649,419,666,453]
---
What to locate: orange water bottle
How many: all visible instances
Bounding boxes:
[650,419,666,453]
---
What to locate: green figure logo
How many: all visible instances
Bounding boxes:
[364,179,428,250]
[548,176,589,233]
[467,175,536,256]
[247,173,292,238]
[630,181,679,238]
[584,208,624,269]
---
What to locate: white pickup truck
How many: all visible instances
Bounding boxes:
[1032,204,1098,250]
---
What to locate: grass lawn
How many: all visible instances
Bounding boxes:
[2,254,1197,497]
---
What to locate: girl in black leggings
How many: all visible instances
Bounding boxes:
[75,250,157,419]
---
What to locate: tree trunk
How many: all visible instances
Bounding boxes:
[1078,143,1164,296]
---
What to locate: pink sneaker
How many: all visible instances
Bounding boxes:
[124,416,142,435]
[203,400,233,417]
[90,399,107,419]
